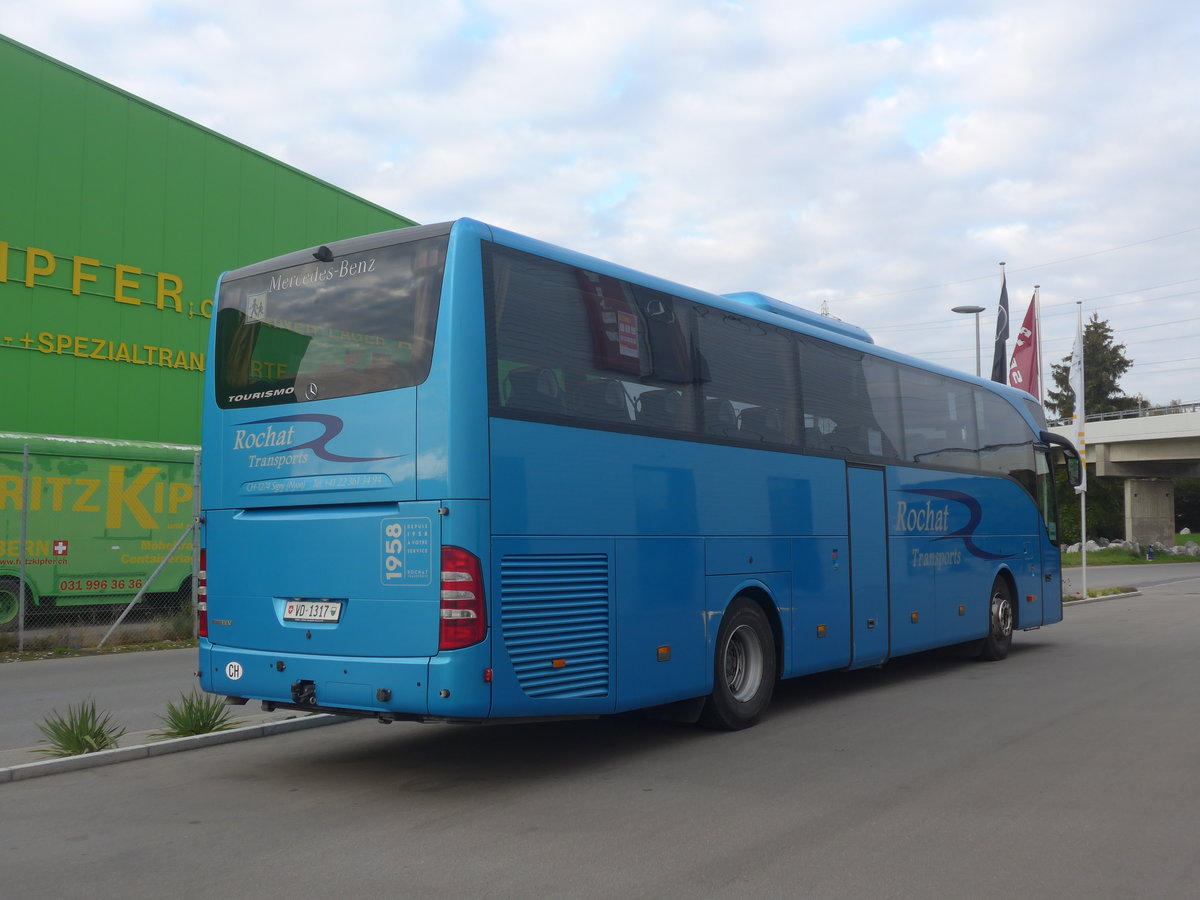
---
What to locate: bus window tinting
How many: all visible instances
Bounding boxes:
[484,241,1037,484]
[215,236,448,408]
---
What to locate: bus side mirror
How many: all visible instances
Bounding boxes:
[1040,431,1083,488]
[1064,453,1082,488]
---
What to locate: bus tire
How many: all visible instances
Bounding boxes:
[700,596,777,730]
[978,576,1014,661]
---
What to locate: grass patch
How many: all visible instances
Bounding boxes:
[34,698,127,758]
[152,691,243,739]
[0,638,196,664]
[1064,585,1134,601]
[1060,548,1200,567]
[1062,534,1200,568]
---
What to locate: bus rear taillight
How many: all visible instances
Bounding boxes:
[439,546,486,651]
[197,549,208,638]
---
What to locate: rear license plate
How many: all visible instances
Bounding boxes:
[283,600,343,623]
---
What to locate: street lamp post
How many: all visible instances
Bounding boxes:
[951,304,986,377]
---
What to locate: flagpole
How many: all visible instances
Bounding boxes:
[1075,301,1087,597]
[1034,285,1043,406]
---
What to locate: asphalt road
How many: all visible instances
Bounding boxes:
[1063,560,1200,593]
[0,648,200,752]
[2,573,1199,898]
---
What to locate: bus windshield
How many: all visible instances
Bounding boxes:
[214,234,448,408]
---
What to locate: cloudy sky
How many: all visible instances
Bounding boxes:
[3,0,1197,409]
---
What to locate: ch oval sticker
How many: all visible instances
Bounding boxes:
[225,661,244,681]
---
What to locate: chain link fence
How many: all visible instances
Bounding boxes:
[0,570,195,653]
[1,438,199,654]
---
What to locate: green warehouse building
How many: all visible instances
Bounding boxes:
[0,35,415,632]
[1,34,416,445]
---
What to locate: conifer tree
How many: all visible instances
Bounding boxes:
[1045,313,1138,419]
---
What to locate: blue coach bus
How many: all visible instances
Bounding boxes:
[198,219,1081,730]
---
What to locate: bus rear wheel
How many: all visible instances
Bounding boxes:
[978,577,1014,661]
[700,596,777,730]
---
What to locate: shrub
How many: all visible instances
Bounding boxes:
[35,699,126,758]
[153,691,242,739]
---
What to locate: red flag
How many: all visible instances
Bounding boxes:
[1007,293,1039,397]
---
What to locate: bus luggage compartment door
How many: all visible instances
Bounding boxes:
[848,466,889,668]
[205,502,443,659]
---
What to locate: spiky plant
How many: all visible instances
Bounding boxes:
[152,691,242,739]
[35,699,126,757]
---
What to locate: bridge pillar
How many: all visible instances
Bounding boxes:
[1124,479,1175,547]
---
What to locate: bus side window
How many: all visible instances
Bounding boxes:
[504,367,564,414]
[632,287,696,386]
[975,389,1038,496]
[739,406,785,443]
[899,368,980,470]
[571,378,633,423]
[635,388,684,430]
[705,397,738,437]
[799,337,890,459]
[695,309,800,447]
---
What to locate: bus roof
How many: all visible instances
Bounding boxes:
[722,292,874,344]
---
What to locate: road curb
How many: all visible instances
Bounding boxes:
[0,713,350,784]
[1064,590,1141,606]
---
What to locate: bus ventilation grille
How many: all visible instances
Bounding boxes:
[499,553,611,699]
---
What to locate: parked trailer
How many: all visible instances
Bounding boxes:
[0,431,197,631]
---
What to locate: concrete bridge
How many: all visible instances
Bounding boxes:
[1049,404,1200,546]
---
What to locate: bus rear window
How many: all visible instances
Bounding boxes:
[214,235,447,408]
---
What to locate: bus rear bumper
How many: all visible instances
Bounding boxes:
[199,639,492,719]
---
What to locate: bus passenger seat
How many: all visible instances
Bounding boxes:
[705,398,737,437]
[636,389,682,429]
[573,379,633,423]
[505,367,564,413]
[827,424,868,456]
[739,406,784,443]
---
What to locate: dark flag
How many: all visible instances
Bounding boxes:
[990,268,1009,383]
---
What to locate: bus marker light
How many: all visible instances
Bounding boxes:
[484,668,493,683]
[1026,595,1037,603]
[552,658,567,669]
[910,612,919,624]
[816,625,827,638]
[958,605,966,616]
[657,645,671,662]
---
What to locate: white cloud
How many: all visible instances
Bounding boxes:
[2,0,1198,404]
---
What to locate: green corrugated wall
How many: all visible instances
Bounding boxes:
[0,35,416,444]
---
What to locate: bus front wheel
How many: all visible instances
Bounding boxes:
[700,596,777,730]
[978,577,1014,661]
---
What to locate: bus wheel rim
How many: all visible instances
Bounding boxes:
[991,590,1013,639]
[724,623,764,702]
